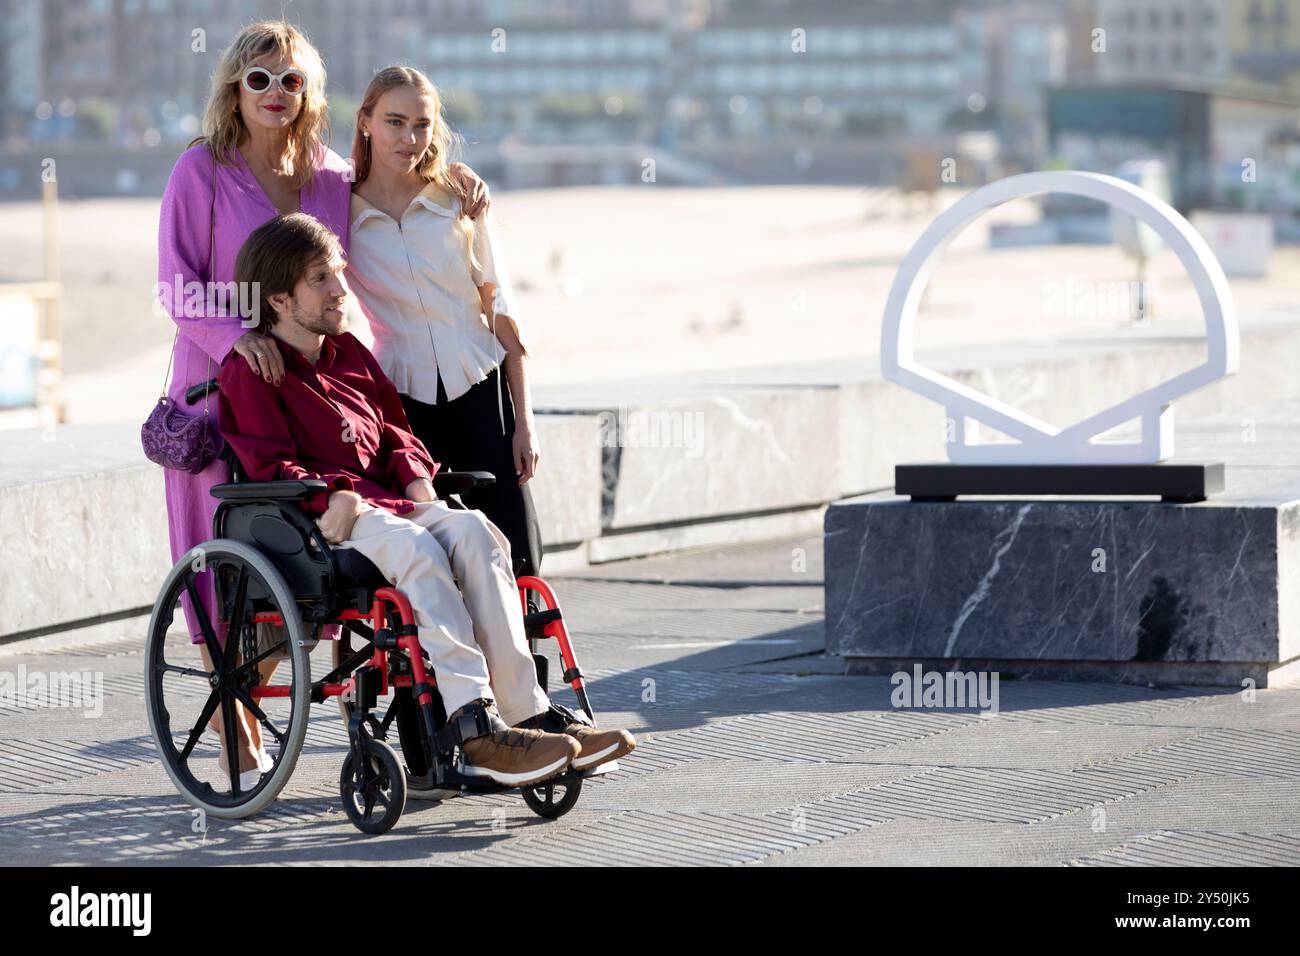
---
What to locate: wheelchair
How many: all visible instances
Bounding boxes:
[144,380,604,834]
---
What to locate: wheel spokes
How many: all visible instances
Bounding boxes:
[220,686,242,795]
[184,572,225,670]
[157,663,211,681]
[178,689,222,764]
[221,565,248,673]
[231,686,285,749]
[230,639,286,680]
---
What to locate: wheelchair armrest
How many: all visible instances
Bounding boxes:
[433,470,496,495]
[210,479,329,502]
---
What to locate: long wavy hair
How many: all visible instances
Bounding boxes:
[351,66,478,262]
[189,20,330,189]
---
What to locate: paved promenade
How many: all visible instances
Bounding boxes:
[2,532,1299,866]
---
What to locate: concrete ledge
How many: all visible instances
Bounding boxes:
[536,313,1300,527]
[0,426,168,638]
[525,412,604,546]
[10,314,1300,643]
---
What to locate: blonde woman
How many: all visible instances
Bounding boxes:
[156,25,486,788]
[345,67,543,583]
[344,68,636,760]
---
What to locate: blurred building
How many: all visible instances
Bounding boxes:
[0,0,41,141]
[1231,0,1300,90]
[1048,78,1300,212]
[960,1,1070,168]
[0,0,1024,145]
[1088,0,1230,83]
[3,0,1299,194]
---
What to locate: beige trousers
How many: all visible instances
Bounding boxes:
[324,499,550,726]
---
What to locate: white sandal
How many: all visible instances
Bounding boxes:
[213,755,264,792]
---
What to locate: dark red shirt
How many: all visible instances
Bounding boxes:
[217,331,438,517]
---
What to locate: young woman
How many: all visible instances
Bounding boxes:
[157,26,486,785]
[344,67,544,581]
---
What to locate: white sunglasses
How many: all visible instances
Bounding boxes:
[241,66,307,96]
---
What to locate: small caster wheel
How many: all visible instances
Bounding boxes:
[522,775,582,819]
[340,739,406,834]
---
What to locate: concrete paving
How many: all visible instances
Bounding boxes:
[1,531,1298,866]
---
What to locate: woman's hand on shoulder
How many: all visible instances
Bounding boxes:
[448,162,491,219]
[232,332,284,386]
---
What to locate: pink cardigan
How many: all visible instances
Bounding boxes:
[157,142,352,642]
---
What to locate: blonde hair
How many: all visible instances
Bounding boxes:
[352,66,479,267]
[190,20,330,189]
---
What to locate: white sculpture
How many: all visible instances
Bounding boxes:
[880,170,1239,464]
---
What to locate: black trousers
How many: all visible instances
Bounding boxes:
[400,365,543,578]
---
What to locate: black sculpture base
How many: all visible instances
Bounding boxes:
[894,461,1225,503]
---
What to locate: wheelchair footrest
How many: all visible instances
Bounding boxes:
[436,761,590,793]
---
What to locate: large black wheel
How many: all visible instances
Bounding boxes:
[522,776,582,819]
[145,539,312,819]
[340,738,406,834]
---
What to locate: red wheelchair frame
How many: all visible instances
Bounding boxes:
[249,576,591,720]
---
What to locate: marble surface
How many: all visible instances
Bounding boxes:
[826,497,1285,665]
[826,399,1300,682]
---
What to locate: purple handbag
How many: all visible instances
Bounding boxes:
[141,146,223,474]
[140,385,222,474]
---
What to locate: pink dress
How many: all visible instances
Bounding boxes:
[157,142,352,642]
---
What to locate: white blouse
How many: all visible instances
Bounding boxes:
[345,181,524,435]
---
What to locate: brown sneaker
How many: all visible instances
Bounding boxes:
[457,702,579,787]
[519,703,636,771]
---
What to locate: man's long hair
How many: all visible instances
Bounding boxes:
[235,212,344,335]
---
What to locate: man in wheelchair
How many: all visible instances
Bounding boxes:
[216,212,635,788]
